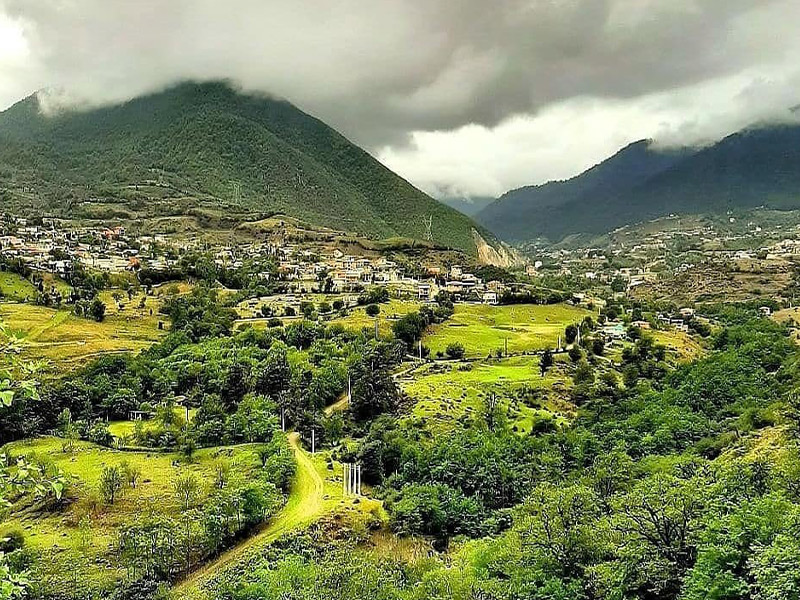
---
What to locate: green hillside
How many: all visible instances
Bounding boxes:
[478,120,800,242]
[0,81,486,253]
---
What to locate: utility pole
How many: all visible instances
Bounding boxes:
[348,375,351,401]
[311,429,315,454]
[418,339,423,360]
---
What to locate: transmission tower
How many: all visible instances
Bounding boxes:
[232,181,241,203]
[424,215,433,242]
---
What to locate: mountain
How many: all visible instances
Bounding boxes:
[0,81,489,254]
[477,140,694,242]
[438,196,495,217]
[477,119,800,242]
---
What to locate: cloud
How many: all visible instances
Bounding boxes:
[1,0,798,197]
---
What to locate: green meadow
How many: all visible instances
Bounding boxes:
[0,293,164,369]
[399,355,574,435]
[330,299,420,335]
[0,271,38,301]
[0,438,271,594]
[423,303,593,358]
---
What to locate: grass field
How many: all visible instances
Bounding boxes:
[0,294,164,369]
[0,437,271,595]
[330,299,420,335]
[399,355,574,435]
[108,408,197,441]
[652,329,705,361]
[235,298,421,336]
[424,303,593,358]
[0,271,38,301]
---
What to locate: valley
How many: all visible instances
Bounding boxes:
[3,17,800,599]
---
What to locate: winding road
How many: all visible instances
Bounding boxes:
[173,432,325,599]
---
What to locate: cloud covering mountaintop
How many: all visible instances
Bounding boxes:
[1,0,798,198]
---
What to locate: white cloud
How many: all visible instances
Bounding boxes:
[381,67,800,198]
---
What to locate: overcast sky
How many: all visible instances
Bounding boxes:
[1,0,799,200]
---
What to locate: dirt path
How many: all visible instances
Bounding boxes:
[324,392,349,416]
[173,432,325,599]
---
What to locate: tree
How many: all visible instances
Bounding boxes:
[174,474,200,570]
[100,466,124,505]
[300,302,315,319]
[540,349,554,376]
[89,298,106,322]
[565,324,579,344]
[515,482,603,579]
[568,345,583,363]
[574,360,594,385]
[121,461,141,490]
[445,342,465,360]
[365,304,380,317]
[480,393,504,431]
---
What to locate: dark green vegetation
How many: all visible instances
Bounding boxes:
[479,118,800,242]
[225,309,800,600]
[6,272,800,600]
[0,81,487,253]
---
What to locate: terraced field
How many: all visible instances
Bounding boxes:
[0,297,163,368]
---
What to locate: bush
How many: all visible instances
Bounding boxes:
[445,342,466,360]
[0,528,25,552]
[86,422,114,446]
[568,346,583,362]
[100,466,124,504]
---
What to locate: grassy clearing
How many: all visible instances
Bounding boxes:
[235,298,420,335]
[0,271,38,301]
[1,437,270,594]
[652,329,705,361]
[330,299,420,334]
[108,409,197,440]
[424,303,593,358]
[0,298,163,369]
[399,356,574,435]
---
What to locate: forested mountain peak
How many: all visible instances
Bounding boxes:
[0,81,489,254]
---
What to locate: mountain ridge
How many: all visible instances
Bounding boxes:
[477,119,800,243]
[0,81,490,254]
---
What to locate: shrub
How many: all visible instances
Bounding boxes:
[0,528,25,552]
[99,466,124,505]
[445,342,466,360]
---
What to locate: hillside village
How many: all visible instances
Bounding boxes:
[5,211,800,311]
